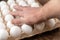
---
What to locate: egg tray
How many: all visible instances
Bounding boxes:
[0,0,60,40]
[7,18,60,40]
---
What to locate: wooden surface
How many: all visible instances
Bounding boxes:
[21,28,60,40]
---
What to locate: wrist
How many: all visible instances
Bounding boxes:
[35,8,46,23]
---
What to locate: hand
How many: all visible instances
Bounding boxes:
[10,0,60,25]
[10,6,42,25]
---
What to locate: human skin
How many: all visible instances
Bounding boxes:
[10,0,60,25]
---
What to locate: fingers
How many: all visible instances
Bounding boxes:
[12,17,35,25]
[14,5,23,11]
[12,18,21,25]
[10,11,24,17]
[14,5,31,11]
[12,18,24,25]
[10,11,19,16]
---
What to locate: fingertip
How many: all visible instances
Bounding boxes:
[9,11,12,13]
[12,19,21,25]
[12,19,18,25]
[11,19,16,24]
[10,11,19,16]
[14,4,19,7]
[14,5,18,8]
[9,11,14,16]
[14,4,21,9]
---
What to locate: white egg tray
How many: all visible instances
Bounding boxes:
[0,0,60,40]
[7,18,60,40]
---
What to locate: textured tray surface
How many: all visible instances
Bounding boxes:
[21,28,60,40]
